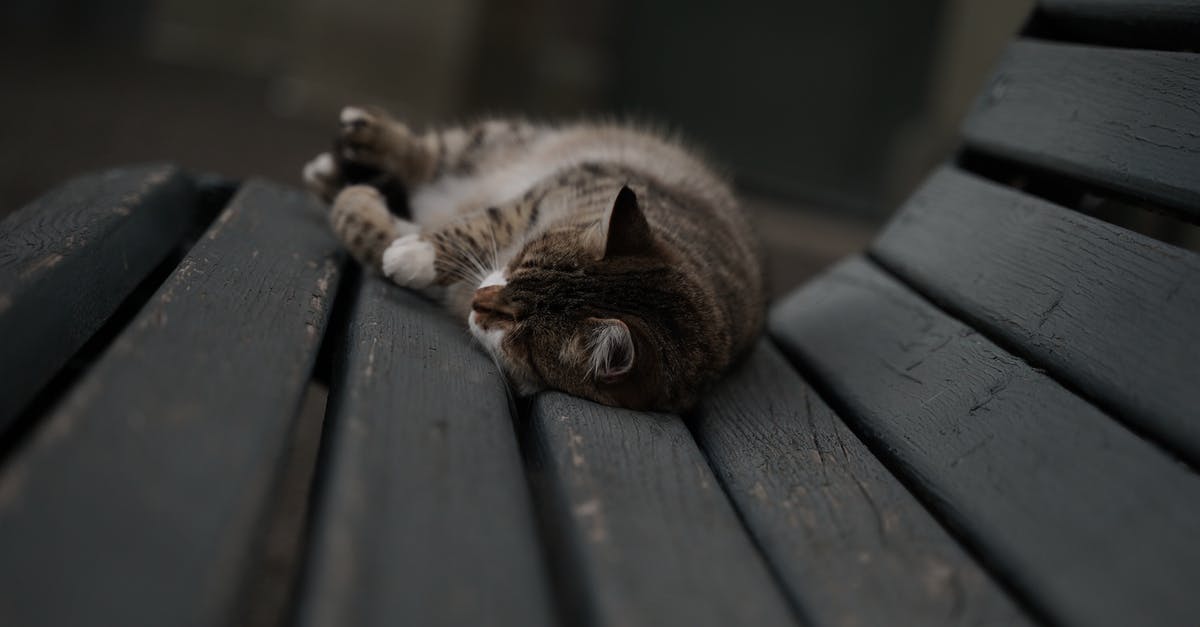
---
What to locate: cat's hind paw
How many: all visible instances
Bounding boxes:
[337,106,409,171]
[381,234,437,288]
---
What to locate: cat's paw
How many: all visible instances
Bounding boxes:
[381,234,437,288]
[303,152,342,202]
[331,186,391,236]
[337,106,408,171]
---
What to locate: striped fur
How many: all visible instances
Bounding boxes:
[303,107,765,411]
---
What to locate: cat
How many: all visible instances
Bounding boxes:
[303,106,765,411]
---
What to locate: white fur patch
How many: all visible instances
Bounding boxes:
[468,311,506,353]
[302,152,334,185]
[341,107,368,124]
[381,235,436,287]
[479,269,508,289]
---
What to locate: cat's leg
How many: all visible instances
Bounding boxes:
[329,185,419,268]
[304,109,540,201]
[380,199,537,289]
[335,107,441,188]
[303,107,438,203]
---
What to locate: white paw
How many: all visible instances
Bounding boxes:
[341,106,370,125]
[381,234,436,287]
[303,152,338,198]
[303,153,334,183]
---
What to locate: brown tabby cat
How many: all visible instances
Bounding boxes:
[303,107,764,411]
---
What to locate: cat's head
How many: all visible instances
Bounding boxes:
[467,186,709,411]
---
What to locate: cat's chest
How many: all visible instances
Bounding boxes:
[408,149,567,229]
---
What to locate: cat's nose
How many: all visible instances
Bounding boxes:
[471,285,515,328]
[472,285,503,313]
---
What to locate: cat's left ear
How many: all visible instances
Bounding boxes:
[599,185,656,259]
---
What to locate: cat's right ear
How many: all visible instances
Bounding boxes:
[599,185,656,259]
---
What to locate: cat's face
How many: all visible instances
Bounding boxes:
[467,188,699,411]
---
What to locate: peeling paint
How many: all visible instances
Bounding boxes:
[206,207,238,240]
[573,497,607,543]
[364,337,379,378]
[19,253,64,279]
[567,429,585,467]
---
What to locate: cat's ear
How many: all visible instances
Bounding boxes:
[587,318,635,383]
[599,185,655,259]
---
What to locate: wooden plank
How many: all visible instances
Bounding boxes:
[872,166,1200,466]
[692,340,1032,626]
[0,164,200,433]
[297,276,555,627]
[770,257,1200,627]
[527,393,798,627]
[0,181,343,627]
[1036,0,1200,49]
[962,39,1200,222]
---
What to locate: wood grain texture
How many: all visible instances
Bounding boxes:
[527,392,798,627]
[692,340,1031,627]
[872,166,1200,466]
[1036,0,1200,49]
[770,257,1200,627]
[963,39,1200,222]
[297,276,554,627]
[0,164,200,433]
[0,180,342,627]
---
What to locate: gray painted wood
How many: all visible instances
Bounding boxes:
[872,166,1200,466]
[0,164,200,433]
[1037,0,1200,49]
[297,276,555,627]
[0,180,343,627]
[528,392,798,627]
[692,340,1032,626]
[963,39,1200,222]
[770,257,1200,627]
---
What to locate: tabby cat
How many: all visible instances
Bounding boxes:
[303,107,764,411]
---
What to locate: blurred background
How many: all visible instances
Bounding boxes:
[0,0,1031,296]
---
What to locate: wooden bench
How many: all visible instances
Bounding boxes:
[1,2,1198,625]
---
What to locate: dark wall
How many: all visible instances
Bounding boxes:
[611,0,944,215]
[1,0,149,43]
[2,0,945,222]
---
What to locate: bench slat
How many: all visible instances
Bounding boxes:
[1036,0,1200,48]
[963,39,1200,221]
[0,165,200,432]
[693,341,1032,626]
[770,257,1200,627]
[0,181,341,627]
[297,277,555,627]
[872,166,1200,466]
[528,393,798,627]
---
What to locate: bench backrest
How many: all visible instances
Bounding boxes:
[771,3,1200,625]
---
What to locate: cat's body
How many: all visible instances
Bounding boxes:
[304,107,764,411]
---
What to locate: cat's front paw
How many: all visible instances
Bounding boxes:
[381,234,437,288]
[303,152,342,201]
